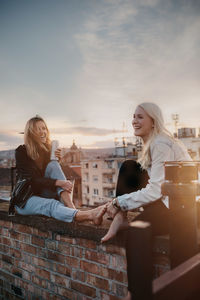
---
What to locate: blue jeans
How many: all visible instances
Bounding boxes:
[15,161,78,222]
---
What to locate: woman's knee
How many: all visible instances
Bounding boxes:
[46,160,60,170]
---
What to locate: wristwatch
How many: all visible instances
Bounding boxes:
[112,198,120,210]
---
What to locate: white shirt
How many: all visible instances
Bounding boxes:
[117,134,192,211]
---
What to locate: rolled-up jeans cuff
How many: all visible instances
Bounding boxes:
[57,187,64,200]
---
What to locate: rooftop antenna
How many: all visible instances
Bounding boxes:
[172,113,179,137]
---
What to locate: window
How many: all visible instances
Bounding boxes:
[93,175,98,182]
[86,186,89,193]
[85,163,89,168]
[108,190,114,197]
[93,188,99,195]
[92,163,98,168]
[107,161,113,169]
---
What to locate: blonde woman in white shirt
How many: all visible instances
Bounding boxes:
[101,102,191,299]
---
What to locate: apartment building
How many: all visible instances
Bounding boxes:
[178,128,200,160]
[81,157,125,207]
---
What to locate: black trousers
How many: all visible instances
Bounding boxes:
[116,160,170,292]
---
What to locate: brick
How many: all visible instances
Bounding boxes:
[19,261,35,273]
[0,244,10,254]
[76,238,97,249]
[12,267,22,278]
[55,234,75,244]
[110,255,127,271]
[32,228,52,238]
[71,281,96,297]
[32,257,46,268]
[10,249,22,259]
[0,228,9,237]
[85,250,110,265]
[57,287,74,299]
[0,261,11,273]
[46,240,57,251]
[99,266,127,283]
[9,230,31,243]
[0,220,12,228]
[2,254,13,265]
[13,224,33,234]
[22,270,31,281]
[65,256,79,268]
[111,282,127,297]
[31,236,45,247]
[86,274,109,291]
[51,274,70,287]
[20,243,37,255]
[72,270,85,282]
[56,264,71,277]
[0,269,14,282]
[71,246,83,257]
[80,260,99,275]
[100,244,126,256]
[37,247,48,259]
[57,243,71,255]
[47,250,66,263]
[1,237,11,246]
[32,275,47,289]
[35,268,50,280]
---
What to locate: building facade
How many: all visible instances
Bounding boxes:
[178,128,200,160]
[81,157,125,207]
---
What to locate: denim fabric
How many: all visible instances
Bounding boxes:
[15,161,78,222]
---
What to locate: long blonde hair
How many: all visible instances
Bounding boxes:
[137,102,174,169]
[24,116,51,160]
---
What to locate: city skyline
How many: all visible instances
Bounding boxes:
[0,0,200,150]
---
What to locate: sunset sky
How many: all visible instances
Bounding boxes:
[0,0,200,150]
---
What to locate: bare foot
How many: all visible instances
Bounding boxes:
[91,205,107,226]
[101,211,128,243]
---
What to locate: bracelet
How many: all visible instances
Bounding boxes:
[112,198,120,210]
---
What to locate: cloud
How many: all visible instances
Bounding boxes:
[51,126,125,136]
[88,139,115,148]
[73,0,200,128]
[0,131,23,150]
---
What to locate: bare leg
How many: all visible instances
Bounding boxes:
[101,211,129,243]
[75,205,107,225]
[60,191,75,209]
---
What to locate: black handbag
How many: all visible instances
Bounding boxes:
[8,178,33,216]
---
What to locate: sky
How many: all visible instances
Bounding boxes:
[0,0,200,150]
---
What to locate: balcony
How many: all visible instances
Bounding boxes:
[102,182,116,189]
[102,168,115,174]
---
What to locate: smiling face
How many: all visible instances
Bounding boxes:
[34,120,48,144]
[132,106,154,142]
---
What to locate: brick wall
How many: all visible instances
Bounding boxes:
[0,206,170,299]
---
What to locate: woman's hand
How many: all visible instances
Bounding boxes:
[55,148,62,160]
[106,200,120,219]
[56,180,73,193]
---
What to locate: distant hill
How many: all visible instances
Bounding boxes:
[0,150,15,159]
[0,148,115,160]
